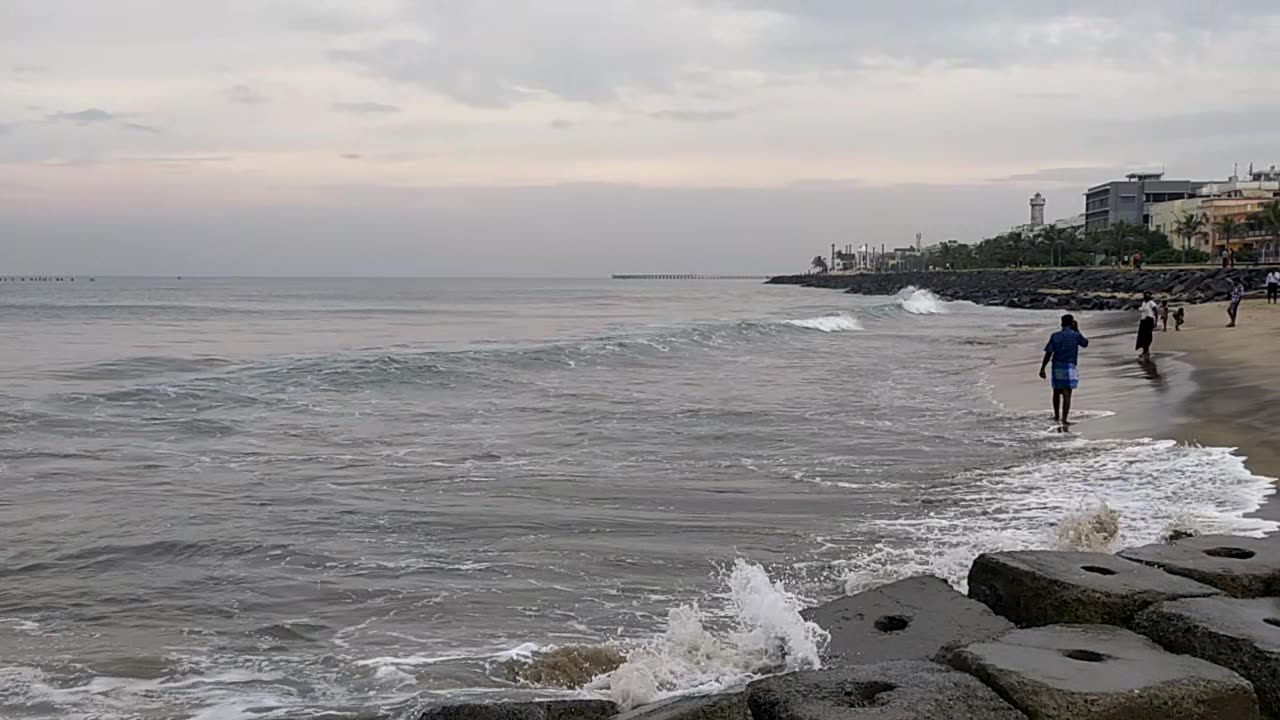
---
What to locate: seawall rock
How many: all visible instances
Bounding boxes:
[944,624,1260,719]
[1135,596,1280,718]
[1118,534,1280,598]
[417,699,619,720]
[767,268,1271,312]
[746,661,1026,720]
[967,551,1221,627]
[803,575,1013,666]
[611,693,748,720]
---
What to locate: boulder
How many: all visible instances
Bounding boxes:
[1118,534,1280,598]
[804,575,1013,666]
[967,551,1220,627]
[944,624,1259,719]
[746,660,1025,720]
[1135,596,1280,717]
[417,700,619,720]
[612,694,747,720]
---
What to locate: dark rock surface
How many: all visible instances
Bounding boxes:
[417,700,620,720]
[611,693,748,720]
[1119,534,1280,598]
[967,551,1221,627]
[767,267,1271,312]
[945,624,1260,719]
[746,660,1025,720]
[1135,596,1280,717]
[803,575,1014,666]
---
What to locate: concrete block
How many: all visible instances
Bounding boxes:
[803,575,1014,666]
[1135,596,1280,716]
[945,624,1259,719]
[418,700,619,720]
[967,550,1220,627]
[746,660,1026,720]
[611,694,746,720]
[1119,534,1280,598]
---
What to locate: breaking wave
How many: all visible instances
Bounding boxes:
[896,287,949,315]
[591,560,827,709]
[782,313,862,333]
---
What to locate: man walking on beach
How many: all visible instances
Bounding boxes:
[1040,314,1089,428]
[1267,269,1279,304]
[1136,292,1158,358]
[1227,280,1246,327]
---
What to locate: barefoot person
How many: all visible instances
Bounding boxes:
[1136,292,1158,358]
[1039,314,1089,428]
[1227,279,1246,327]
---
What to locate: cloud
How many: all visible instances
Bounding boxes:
[121,122,161,134]
[225,84,268,106]
[990,166,1127,184]
[550,118,574,130]
[649,109,744,123]
[341,153,363,160]
[330,101,400,114]
[49,108,116,125]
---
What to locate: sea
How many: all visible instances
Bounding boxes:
[0,277,1274,720]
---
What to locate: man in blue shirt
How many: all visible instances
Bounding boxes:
[1039,314,1089,428]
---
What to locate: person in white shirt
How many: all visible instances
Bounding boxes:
[1267,270,1279,304]
[1136,292,1158,358]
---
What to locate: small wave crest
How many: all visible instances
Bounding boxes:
[782,313,862,333]
[896,287,949,315]
[592,559,827,710]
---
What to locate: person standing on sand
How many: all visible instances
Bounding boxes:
[1040,314,1089,428]
[1227,280,1246,327]
[1267,269,1279,304]
[1159,300,1170,331]
[1136,292,1158,358]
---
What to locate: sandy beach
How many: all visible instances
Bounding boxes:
[994,295,1280,525]
[1157,298,1280,481]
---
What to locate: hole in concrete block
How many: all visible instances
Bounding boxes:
[843,681,897,707]
[1264,618,1280,628]
[873,615,910,633]
[1081,565,1117,575]
[1204,547,1256,560]
[1062,649,1108,663]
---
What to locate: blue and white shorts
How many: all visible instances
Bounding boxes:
[1051,363,1079,390]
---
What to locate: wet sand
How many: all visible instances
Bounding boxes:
[993,299,1280,524]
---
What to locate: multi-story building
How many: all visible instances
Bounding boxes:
[1148,166,1280,254]
[1083,172,1207,232]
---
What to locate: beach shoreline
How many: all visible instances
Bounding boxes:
[992,298,1280,527]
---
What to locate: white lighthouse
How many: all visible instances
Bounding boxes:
[1029,192,1046,228]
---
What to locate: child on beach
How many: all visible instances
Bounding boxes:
[1173,306,1185,331]
[1159,300,1170,331]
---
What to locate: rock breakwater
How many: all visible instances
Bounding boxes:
[413,533,1280,720]
[767,267,1272,311]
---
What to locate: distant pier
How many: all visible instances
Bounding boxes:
[611,274,769,280]
[0,276,85,282]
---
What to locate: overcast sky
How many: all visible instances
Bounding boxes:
[3,0,1279,275]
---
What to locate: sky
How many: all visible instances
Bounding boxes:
[3,0,1280,276]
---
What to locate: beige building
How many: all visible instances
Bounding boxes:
[1148,166,1280,254]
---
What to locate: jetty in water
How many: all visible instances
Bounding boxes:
[0,276,87,282]
[611,274,769,280]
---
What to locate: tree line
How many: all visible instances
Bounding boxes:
[930,201,1280,269]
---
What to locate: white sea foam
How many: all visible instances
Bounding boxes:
[594,559,827,710]
[835,438,1277,594]
[783,313,862,333]
[896,287,948,315]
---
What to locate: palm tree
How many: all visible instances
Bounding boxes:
[811,255,829,274]
[1174,212,1206,264]
[1215,216,1243,256]
[1254,201,1280,263]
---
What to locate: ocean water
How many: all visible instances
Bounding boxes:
[0,278,1274,720]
